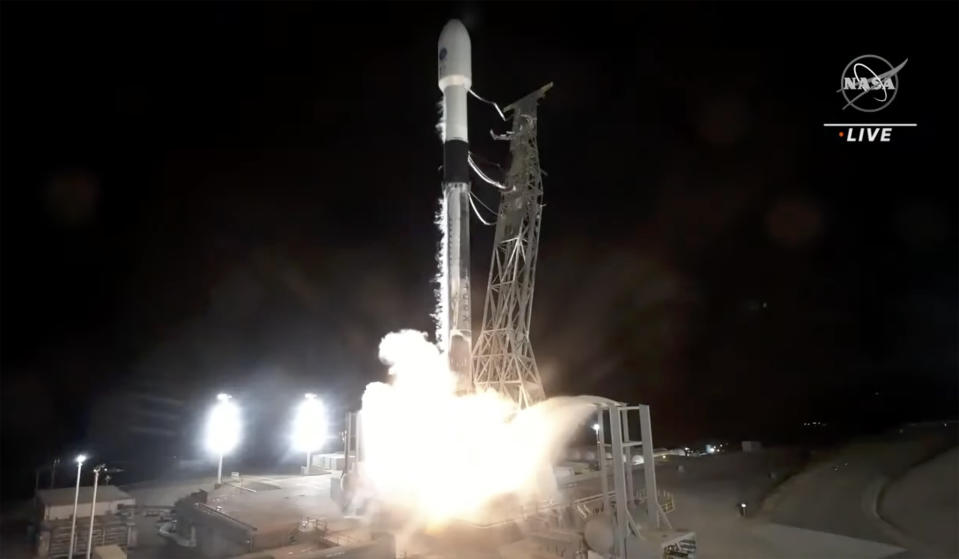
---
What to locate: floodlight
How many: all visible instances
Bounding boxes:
[292,393,327,453]
[205,393,241,455]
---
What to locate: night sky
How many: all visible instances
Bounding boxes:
[2,2,957,496]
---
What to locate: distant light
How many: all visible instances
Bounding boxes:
[205,393,241,455]
[706,444,716,454]
[292,394,327,453]
[75,454,87,464]
[591,423,600,433]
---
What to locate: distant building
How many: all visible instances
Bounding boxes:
[37,486,135,521]
[34,486,137,558]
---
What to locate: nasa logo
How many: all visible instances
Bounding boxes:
[438,47,447,61]
[826,54,916,143]
[837,54,908,112]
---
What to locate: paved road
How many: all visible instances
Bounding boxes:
[881,446,959,556]
[760,425,957,557]
[654,426,956,558]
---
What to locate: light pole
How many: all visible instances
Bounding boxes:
[205,393,240,485]
[216,447,223,486]
[292,393,327,475]
[85,464,105,559]
[67,454,86,558]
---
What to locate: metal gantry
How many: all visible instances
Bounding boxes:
[590,403,694,559]
[471,83,552,409]
[594,404,664,557]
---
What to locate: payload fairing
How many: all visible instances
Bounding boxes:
[437,20,473,391]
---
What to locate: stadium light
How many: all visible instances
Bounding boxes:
[292,393,327,473]
[85,464,106,559]
[205,393,241,484]
[68,453,87,558]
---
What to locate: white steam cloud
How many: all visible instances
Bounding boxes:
[358,329,598,527]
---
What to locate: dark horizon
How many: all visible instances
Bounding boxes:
[2,2,957,499]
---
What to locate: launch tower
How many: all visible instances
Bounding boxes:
[471,84,552,409]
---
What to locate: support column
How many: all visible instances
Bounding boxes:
[640,405,659,529]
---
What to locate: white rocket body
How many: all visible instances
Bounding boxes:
[437,20,472,391]
[438,19,471,143]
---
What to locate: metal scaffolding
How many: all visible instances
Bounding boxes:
[471,83,552,409]
[588,403,694,559]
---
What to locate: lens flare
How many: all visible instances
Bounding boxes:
[292,394,327,452]
[358,329,596,526]
[205,395,241,455]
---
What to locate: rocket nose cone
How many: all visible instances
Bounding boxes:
[439,19,471,48]
[438,19,472,91]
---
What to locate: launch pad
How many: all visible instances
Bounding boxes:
[163,18,693,559]
[328,18,695,559]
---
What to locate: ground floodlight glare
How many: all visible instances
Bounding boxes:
[292,393,327,453]
[205,393,241,455]
[75,454,87,464]
[592,423,600,433]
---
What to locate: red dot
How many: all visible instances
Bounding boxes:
[838,131,844,137]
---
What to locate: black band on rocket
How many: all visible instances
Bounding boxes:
[443,140,470,184]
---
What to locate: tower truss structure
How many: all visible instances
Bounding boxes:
[471,83,552,408]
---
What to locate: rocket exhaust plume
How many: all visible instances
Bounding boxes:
[358,330,599,527]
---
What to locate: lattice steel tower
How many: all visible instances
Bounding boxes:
[471,83,552,408]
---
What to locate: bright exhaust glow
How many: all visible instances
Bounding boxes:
[292,393,327,452]
[205,393,241,455]
[358,329,597,527]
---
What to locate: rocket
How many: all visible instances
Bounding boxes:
[437,20,472,390]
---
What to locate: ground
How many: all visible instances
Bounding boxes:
[661,423,957,559]
[124,472,343,558]
[3,426,955,558]
[881,445,959,556]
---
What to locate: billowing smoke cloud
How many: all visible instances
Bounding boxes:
[357,329,598,527]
